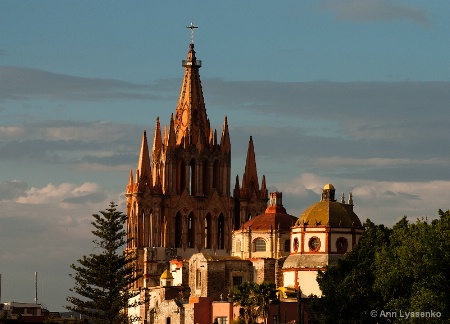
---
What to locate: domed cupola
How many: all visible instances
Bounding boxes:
[321,183,335,201]
[295,184,362,228]
[232,192,297,260]
[282,184,365,298]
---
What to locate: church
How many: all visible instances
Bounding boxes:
[124,31,268,290]
[124,28,364,324]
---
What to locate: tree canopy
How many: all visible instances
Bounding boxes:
[232,281,279,324]
[66,202,141,324]
[313,211,450,323]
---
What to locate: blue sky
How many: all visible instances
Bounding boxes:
[1,0,450,312]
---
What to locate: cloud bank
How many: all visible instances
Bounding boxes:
[0,66,177,102]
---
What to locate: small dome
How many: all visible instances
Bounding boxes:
[323,183,335,190]
[295,200,362,228]
[160,269,174,280]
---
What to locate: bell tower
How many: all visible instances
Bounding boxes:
[125,25,268,292]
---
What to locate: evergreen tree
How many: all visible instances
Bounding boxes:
[67,202,141,324]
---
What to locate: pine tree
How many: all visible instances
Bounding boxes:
[67,202,142,324]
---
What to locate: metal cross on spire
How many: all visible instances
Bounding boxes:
[186,22,198,44]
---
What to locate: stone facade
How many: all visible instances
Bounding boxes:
[125,40,268,295]
[252,258,276,284]
[151,299,186,324]
[232,192,296,260]
[189,253,253,301]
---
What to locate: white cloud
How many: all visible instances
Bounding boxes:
[0,125,26,138]
[0,179,126,310]
[276,173,449,226]
[276,173,330,196]
[15,182,104,206]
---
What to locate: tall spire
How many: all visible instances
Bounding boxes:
[220,116,231,153]
[167,113,176,148]
[137,131,152,190]
[260,175,268,199]
[242,136,259,192]
[152,117,163,161]
[173,42,210,147]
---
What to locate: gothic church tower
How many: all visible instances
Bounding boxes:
[125,36,268,289]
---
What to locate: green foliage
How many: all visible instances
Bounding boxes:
[232,281,279,324]
[313,212,450,323]
[374,212,450,322]
[66,202,142,324]
[257,282,279,323]
[313,219,390,323]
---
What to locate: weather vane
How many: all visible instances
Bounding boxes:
[186,21,198,44]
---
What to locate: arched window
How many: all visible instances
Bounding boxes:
[253,238,266,252]
[175,212,182,248]
[217,214,225,249]
[177,159,186,194]
[213,160,220,192]
[205,214,212,249]
[188,212,195,248]
[159,162,164,187]
[284,239,290,252]
[149,210,154,247]
[141,210,146,247]
[235,239,241,253]
[203,161,209,196]
[293,238,299,252]
[129,210,135,248]
[189,159,196,195]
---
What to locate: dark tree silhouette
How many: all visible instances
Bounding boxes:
[67,202,142,324]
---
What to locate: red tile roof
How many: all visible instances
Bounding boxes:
[241,206,297,231]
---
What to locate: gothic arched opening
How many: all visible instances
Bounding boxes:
[188,212,195,248]
[175,212,183,248]
[203,160,209,196]
[177,159,186,194]
[217,213,225,249]
[205,213,212,249]
[212,160,220,193]
[190,159,196,195]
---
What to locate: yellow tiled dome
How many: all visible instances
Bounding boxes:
[295,184,362,228]
[160,269,174,280]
